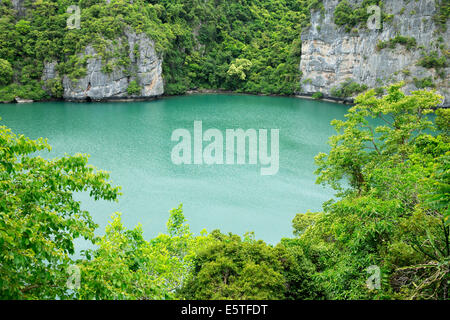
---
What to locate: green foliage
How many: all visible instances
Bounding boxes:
[377,35,417,51]
[77,205,205,299]
[300,83,450,299]
[0,59,13,86]
[433,0,450,32]
[413,76,435,89]
[44,78,64,98]
[0,81,49,102]
[161,0,309,95]
[417,51,448,69]
[330,79,368,98]
[0,120,121,299]
[227,58,252,81]
[178,230,320,300]
[374,86,385,96]
[308,0,325,12]
[334,0,385,32]
[179,231,286,299]
[126,80,141,96]
[436,108,450,135]
[312,92,324,99]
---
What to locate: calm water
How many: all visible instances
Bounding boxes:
[0,94,349,245]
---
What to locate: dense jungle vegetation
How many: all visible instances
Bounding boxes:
[0,0,449,301]
[1,83,449,300]
[0,0,447,101]
[0,0,326,101]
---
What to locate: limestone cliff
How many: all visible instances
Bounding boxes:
[43,30,164,102]
[299,0,449,106]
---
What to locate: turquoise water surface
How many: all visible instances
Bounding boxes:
[0,94,349,245]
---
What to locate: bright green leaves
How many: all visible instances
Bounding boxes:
[162,0,307,95]
[423,152,450,224]
[316,83,444,194]
[167,204,189,237]
[76,204,205,300]
[227,58,252,81]
[0,122,120,299]
[177,228,321,300]
[0,59,13,86]
[334,0,385,32]
[126,80,141,96]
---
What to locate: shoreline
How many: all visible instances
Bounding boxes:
[2,90,449,108]
[185,88,355,105]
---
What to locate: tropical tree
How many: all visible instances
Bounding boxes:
[0,120,121,299]
[295,83,449,299]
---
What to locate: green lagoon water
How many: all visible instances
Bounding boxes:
[0,94,349,245]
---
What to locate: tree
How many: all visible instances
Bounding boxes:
[180,230,289,300]
[227,58,252,81]
[294,84,449,299]
[0,121,121,299]
[0,59,13,86]
[315,82,442,194]
[76,204,207,300]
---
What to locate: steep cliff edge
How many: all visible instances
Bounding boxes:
[42,30,163,102]
[299,0,449,106]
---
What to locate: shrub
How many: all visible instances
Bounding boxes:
[127,80,141,95]
[334,0,385,32]
[417,51,448,69]
[331,80,368,98]
[376,35,417,51]
[312,92,324,99]
[0,59,13,86]
[374,87,385,96]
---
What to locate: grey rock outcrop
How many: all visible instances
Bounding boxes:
[300,0,449,106]
[42,61,58,81]
[59,30,163,101]
[12,0,27,17]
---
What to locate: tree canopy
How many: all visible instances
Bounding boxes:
[0,79,449,298]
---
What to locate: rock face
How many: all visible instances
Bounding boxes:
[299,0,450,106]
[11,0,27,17]
[45,30,163,101]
